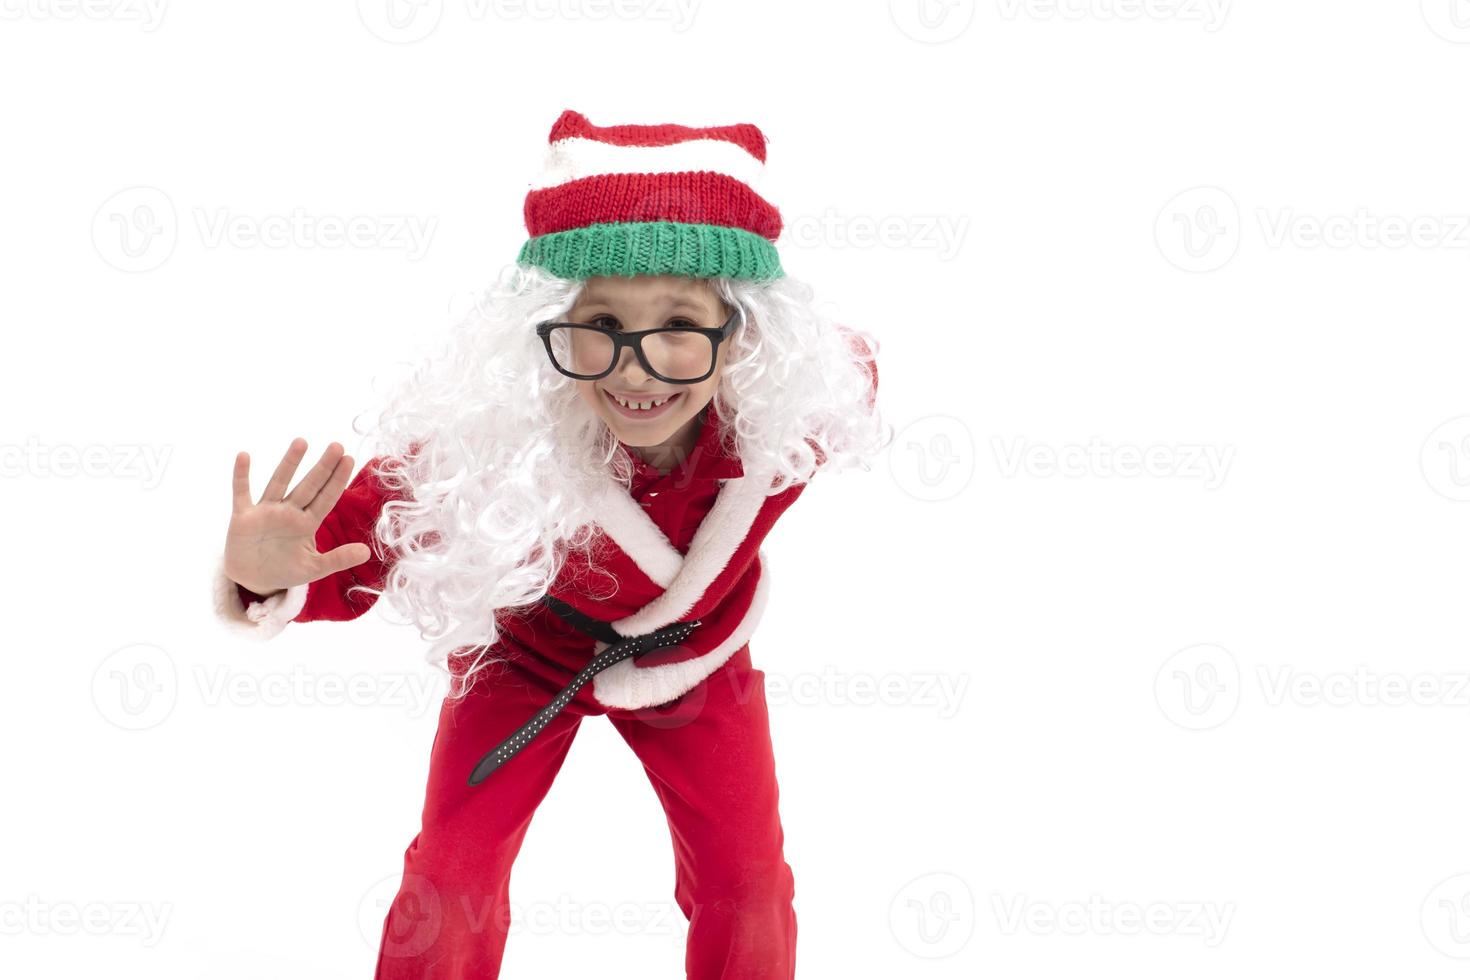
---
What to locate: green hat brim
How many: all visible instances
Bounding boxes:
[518,221,784,281]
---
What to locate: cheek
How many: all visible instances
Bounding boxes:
[576,381,603,410]
[699,351,726,399]
[674,375,721,425]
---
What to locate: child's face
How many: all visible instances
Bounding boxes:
[565,274,731,454]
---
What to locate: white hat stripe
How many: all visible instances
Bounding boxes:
[530,136,766,192]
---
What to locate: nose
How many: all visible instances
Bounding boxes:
[612,344,651,385]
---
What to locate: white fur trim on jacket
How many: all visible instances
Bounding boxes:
[211,554,308,640]
[585,465,780,710]
[589,477,684,590]
[593,468,775,636]
[593,550,771,711]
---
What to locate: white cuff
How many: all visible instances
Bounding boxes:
[212,554,309,640]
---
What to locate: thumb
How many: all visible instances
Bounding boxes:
[317,542,372,578]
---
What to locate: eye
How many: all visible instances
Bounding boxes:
[589,314,619,329]
[667,318,697,328]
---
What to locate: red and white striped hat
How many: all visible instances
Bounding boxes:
[518,109,784,282]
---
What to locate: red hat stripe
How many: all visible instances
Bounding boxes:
[524,171,783,241]
[548,109,766,162]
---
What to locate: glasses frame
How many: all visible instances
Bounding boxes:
[535,307,743,385]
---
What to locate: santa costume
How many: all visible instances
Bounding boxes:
[214,108,881,979]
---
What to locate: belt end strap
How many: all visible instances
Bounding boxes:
[467,617,702,786]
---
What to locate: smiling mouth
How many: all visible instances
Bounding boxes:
[602,388,682,417]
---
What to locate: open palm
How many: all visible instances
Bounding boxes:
[224,438,372,596]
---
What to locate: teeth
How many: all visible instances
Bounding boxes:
[611,392,674,411]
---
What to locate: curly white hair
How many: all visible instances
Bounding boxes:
[346,262,890,697]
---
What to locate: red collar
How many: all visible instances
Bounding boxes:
[618,398,745,490]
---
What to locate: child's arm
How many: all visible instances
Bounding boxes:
[213,441,400,640]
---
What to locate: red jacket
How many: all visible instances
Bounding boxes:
[215,336,877,710]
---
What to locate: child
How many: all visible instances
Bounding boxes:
[214,109,887,978]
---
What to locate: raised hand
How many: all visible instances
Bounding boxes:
[224,438,372,597]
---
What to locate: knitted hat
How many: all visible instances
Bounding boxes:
[517,109,784,282]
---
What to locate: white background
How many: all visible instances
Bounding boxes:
[4,0,1470,977]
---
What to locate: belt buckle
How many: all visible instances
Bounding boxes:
[630,618,702,668]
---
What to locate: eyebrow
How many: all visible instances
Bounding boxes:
[575,293,714,315]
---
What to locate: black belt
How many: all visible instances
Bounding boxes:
[467,593,702,786]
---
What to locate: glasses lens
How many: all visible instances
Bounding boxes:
[548,325,717,382]
[548,325,616,377]
[640,329,716,382]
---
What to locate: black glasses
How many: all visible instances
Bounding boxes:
[535,308,742,385]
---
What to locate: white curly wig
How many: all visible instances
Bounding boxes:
[347,262,890,699]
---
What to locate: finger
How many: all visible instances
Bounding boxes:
[316,542,372,578]
[285,441,344,510]
[304,454,355,525]
[262,437,308,503]
[232,452,253,514]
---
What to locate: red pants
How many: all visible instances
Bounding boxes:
[373,643,797,979]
